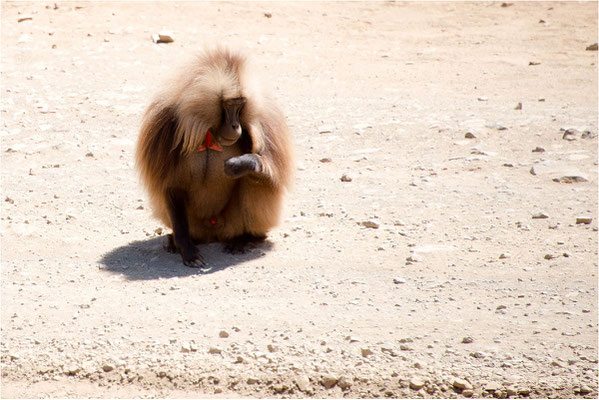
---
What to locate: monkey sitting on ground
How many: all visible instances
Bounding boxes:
[136,47,294,267]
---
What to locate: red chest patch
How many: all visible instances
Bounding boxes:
[197,131,223,152]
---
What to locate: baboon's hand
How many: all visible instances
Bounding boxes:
[224,154,262,179]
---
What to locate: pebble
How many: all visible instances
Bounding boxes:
[517,388,531,395]
[586,43,598,51]
[208,347,222,354]
[562,129,578,141]
[553,175,588,183]
[219,330,229,338]
[406,254,420,263]
[576,216,592,225]
[360,220,379,229]
[453,378,473,390]
[532,146,545,152]
[267,344,278,352]
[295,375,312,393]
[484,381,501,391]
[532,212,549,219]
[409,378,425,390]
[321,374,338,389]
[264,12,273,18]
[461,336,474,344]
[180,343,192,353]
[514,102,522,110]
[340,173,352,182]
[338,376,352,390]
[318,125,333,134]
[498,253,510,259]
[465,132,476,139]
[579,385,592,394]
[65,365,81,375]
[247,377,259,384]
[462,389,474,397]
[102,364,114,372]
[506,386,517,396]
[319,157,332,163]
[393,276,406,284]
[361,348,373,357]
[151,30,174,43]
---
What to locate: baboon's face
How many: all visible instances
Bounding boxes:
[216,97,246,146]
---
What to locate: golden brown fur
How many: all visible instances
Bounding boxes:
[136,47,293,262]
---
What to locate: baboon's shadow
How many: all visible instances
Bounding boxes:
[99,236,272,280]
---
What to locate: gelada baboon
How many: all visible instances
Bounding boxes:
[136,46,294,267]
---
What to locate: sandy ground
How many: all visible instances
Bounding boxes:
[1,1,598,398]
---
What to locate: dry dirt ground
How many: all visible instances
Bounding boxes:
[1,1,598,399]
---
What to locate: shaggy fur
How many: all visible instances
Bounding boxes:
[136,47,293,261]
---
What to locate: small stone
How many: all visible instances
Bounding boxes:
[321,374,338,389]
[65,365,81,375]
[579,385,592,394]
[514,102,522,110]
[264,12,272,18]
[340,173,352,182]
[553,175,588,183]
[154,227,163,235]
[461,336,474,344]
[529,61,541,66]
[267,344,278,352]
[530,166,536,175]
[586,43,598,51]
[498,253,510,259]
[5,196,14,204]
[361,348,373,357]
[562,129,578,141]
[272,385,286,394]
[477,96,488,101]
[506,386,517,396]
[102,364,114,372]
[399,344,411,351]
[532,212,549,219]
[406,254,420,263]
[319,157,332,163]
[576,216,592,225]
[247,377,258,384]
[465,132,476,139]
[517,388,531,395]
[544,254,555,260]
[453,378,473,390]
[410,378,425,390]
[360,220,379,229]
[532,146,545,152]
[338,376,352,390]
[295,375,312,393]
[462,389,474,397]
[393,277,406,284]
[484,382,501,392]
[318,125,333,134]
[180,343,192,353]
[208,347,222,354]
[157,30,174,43]
[219,330,229,338]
